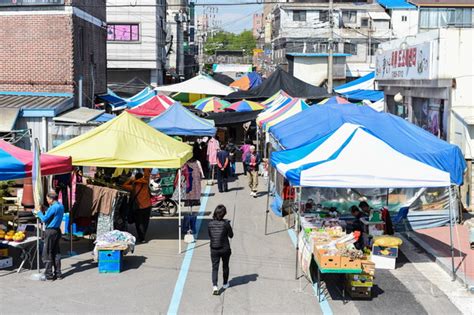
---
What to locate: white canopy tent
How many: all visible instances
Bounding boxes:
[154,74,236,96]
[270,123,457,280]
[274,123,451,188]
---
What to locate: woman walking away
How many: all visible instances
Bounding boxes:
[208,205,234,295]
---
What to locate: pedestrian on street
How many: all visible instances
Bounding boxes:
[33,191,64,280]
[216,144,229,193]
[240,139,252,176]
[226,138,239,177]
[208,204,234,295]
[244,145,261,197]
[123,169,152,243]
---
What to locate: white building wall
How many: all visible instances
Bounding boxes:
[107,0,159,70]
[390,9,418,38]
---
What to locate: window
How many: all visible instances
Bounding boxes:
[107,24,140,41]
[319,10,329,23]
[361,17,369,28]
[401,15,407,22]
[369,43,379,56]
[420,8,472,29]
[342,10,357,24]
[343,42,357,55]
[293,10,306,22]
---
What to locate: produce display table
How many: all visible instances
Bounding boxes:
[1,236,39,273]
[314,257,362,303]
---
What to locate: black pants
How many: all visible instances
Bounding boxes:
[43,228,61,279]
[217,169,228,192]
[134,207,151,242]
[211,248,231,286]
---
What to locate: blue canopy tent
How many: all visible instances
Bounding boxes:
[148,102,216,136]
[334,72,375,94]
[269,103,465,185]
[343,89,384,102]
[98,87,157,110]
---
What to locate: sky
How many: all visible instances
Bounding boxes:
[194,0,263,34]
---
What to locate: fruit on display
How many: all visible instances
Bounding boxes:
[12,231,26,242]
[0,230,5,239]
[3,230,20,242]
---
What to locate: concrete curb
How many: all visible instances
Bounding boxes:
[399,233,474,290]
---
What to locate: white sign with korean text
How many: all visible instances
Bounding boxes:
[376,42,432,80]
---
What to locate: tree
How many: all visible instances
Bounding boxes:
[204,30,256,56]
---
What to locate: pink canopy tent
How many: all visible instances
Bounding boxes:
[0,140,72,180]
[127,93,175,117]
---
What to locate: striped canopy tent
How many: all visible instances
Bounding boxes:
[258,98,309,132]
[126,93,175,117]
[193,97,231,113]
[261,90,291,108]
[318,96,351,105]
[0,140,72,180]
[223,99,266,112]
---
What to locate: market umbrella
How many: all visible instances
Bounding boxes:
[223,99,266,112]
[193,97,231,113]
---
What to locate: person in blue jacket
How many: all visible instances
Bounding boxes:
[33,191,64,280]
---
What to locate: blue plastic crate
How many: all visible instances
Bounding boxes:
[98,250,122,273]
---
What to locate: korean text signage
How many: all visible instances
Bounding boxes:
[0,0,64,6]
[376,42,432,80]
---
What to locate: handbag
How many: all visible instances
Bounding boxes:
[127,184,144,224]
[184,230,195,243]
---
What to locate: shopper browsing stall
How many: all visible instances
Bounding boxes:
[244,145,261,197]
[216,144,230,193]
[123,169,152,243]
[33,192,64,281]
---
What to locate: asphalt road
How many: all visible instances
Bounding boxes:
[0,169,470,314]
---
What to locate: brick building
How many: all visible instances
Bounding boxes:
[0,0,107,107]
[0,0,107,150]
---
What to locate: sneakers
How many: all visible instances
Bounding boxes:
[223,283,229,289]
[212,286,219,295]
[250,191,257,197]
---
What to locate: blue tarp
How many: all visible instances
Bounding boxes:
[94,113,116,122]
[377,0,416,9]
[148,102,216,136]
[247,72,263,90]
[343,89,384,102]
[269,103,466,185]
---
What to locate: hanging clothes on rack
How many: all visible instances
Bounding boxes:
[184,159,204,207]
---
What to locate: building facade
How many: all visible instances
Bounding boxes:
[270,0,392,84]
[107,0,167,88]
[375,28,474,205]
[253,13,263,38]
[0,0,107,150]
[166,0,197,81]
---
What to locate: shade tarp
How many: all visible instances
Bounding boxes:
[225,67,330,100]
[272,123,451,188]
[212,73,234,86]
[258,99,309,132]
[230,72,263,91]
[334,72,375,94]
[207,111,261,126]
[126,93,175,117]
[269,103,466,185]
[155,74,235,96]
[49,112,192,168]
[0,140,72,180]
[148,102,216,136]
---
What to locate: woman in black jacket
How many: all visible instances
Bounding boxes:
[208,204,234,295]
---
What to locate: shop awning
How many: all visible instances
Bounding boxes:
[368,11,391,20]
[0,108,20,132]
[155,74,236,96]
[0,91,73,118]
[0,139,72,180]
[49,112,192,169]
[272,123,451,188]
[269,103,466,185]
[53,107,105,124]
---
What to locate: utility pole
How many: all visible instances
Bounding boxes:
[327,0,334,94]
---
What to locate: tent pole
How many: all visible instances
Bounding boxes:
[295,187,301,280]
[448,185,456,281]
[386,188,389,207]
[178,168,182,254]
[265,169,272,235]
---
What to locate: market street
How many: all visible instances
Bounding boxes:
[0,170,471,315]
